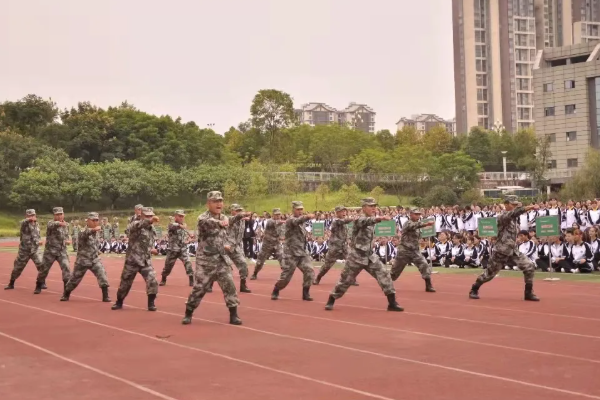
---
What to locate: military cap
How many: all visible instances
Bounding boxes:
[334,205,347,212]
[87,212,99,220]
[409,207,422,214]
[174,209,186,216]
[53,207,64,215]
[207,191,223,201]
[291,201,304,210]
[113,217,118,221]
[135,204,143,210]
[230,204,244,211]
[503,195,519,204]
[272,208,282,214]
[25,209,36,216]
[361,197,377,206]
[142,207,155,216]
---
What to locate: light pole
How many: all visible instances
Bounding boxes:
[501,151,508,181]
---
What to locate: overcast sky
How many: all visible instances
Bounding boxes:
[1,0,454,133]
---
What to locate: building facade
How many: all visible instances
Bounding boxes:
[396,114,457,136]
[535,0,600,49]
[296,102,376,133]
[295,103,338,127]
[533,42,600,182]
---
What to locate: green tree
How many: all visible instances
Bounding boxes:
[9,169,61,209]
[340,183,361,206]
[0,94,58,136]
[430,151,482,192]
[375,129,395,149]
[422,126,452,155]
[561,149,600,199]
[370,186,385,203]
[250,89,296,151]
[463,127,492,163]
[223,179,242,202]
[315,183,330,210]
[92,160,147,209]
[396,126,420,146]
[424,185,459,207]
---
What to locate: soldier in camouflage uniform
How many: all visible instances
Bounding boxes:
[111,217,120,239]
[60,212,110,302]
[112,207,160,311]
[159,210,195,287]
[99,218,109,240]
[391,208,436,292]
[224,204,252,293]
[271,201,315,301]
[251,208,285,280]
[314,205,357,285]
[325,197,403,311]
[182,191,241,326]
[124,204,143,236]
[35,207,72,294]
[469,196,539,301]
[5,209,44,290]
[71,220,80,252]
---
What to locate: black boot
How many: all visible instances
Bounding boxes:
[469,283,481,299]
[524,283,540,301]
[41,281,47,290]
[188,275,194,287]
[63,280,68,291]
[147,294,157,311]
[159,277,167,286]
[4,279,15,290]
[325,295,335,310]
[240,279,251,293]
[425,278,436,293]
[34,281,43,294]
[386,293,404,311]
[302,287,313,301]
[229,307,242,325]
[182,306,194,325]
[314,273,323,285]
[271,287,279,300]
[250,274,257,280]
[101,287,110,302]
[351,281,359,286]
[111,296,124,310]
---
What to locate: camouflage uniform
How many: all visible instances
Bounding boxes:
[252,208,284,279]
[62,212,110,302]
[36,207,71,292]
[225,205,250,288]
[71,222,80,252]
[183,191,240,325]
[112,207,159,311]
[5,209,43,289]
[325,198,403,311]
[272,201,315,300]
[124,204,143,236]
[470,198,539,301]
[111,218,120,239]
[315,206,353,283]
[160,210,194,286]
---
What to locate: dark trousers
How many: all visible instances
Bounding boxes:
[557,259,593,273]
[243,238,255,259]
[445,255,464,267]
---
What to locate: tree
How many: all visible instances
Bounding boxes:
[463,127,492,163]
[93,160,147,209]
[370,186,385,203]
[0,94,58,136]
[422,126,452,155]
[396,126,420,146]
[424,185,459,207]
[223,179,242,202]
[315,183,330,210]
[340,183,361,206]
[9,169,61,209]
[250,89,296,149]
[561,149,600,199]
[375,129,395,149]
[430,151,482,192]
[524,135,552,198]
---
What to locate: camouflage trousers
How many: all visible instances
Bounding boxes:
[116,262,158,299]
[253,243,283,276]
[186,259,239,310]
[161,250,193,278]
[66,260,109,292]
[275,254,314,290]
[10,247,43,281]
[228,247,248,280]
[37,251,71,284]
[476,251,535,285]
[317,248,346,278]
[72,238,78,252]
[391,247,431,280]
[331,257,395,300]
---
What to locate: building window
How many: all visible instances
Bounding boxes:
[544,107,555,116]
[547,160,557,169]
[475,30,486,43]
[517,93,531,105]
[475,45,487,58]
[477,103,488,115]
[543,83,553,92]
[477,88,488,101]
[476,74,487,86]
[476,59,487,72]
[517,78,530,90]
[565,104,576,114]
[567,158,578,168]
[565,80,576,89]
[547,133,556,142]
[566,131,577,141]
[478,117,489,129]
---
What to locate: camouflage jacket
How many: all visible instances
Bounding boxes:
[284,216,310,257]
[495,206,526,257]
[262,219,284,247]
[167,222,188,253]
[125,219,154,265]
[348,216,382,265]
[44,221,69,255]
[398,220,429,251]
[111,223,119,237]
[328,218,353,250]
[226,214,246,249]
[124,214,139,235]
[18,219,40,251]
[76,228,100,266]
[196,211,231,265]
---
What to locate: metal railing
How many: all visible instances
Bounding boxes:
[272,171,532,182]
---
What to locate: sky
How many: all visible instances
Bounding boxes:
[0,0,455,134]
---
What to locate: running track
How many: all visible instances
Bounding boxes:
[1,251,600,400]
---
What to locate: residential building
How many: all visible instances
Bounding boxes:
[295,103,338,126]
[533,42,600,183]
[535,0,600,50]
[453,0,536,135]
[337,102,376,133]
[395,114,457,136]
[295,101,375,133]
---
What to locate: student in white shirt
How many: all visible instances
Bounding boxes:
[584,226,600,271]
[564,228,594,273]
[463,237,479,268]
[445,234,465,268]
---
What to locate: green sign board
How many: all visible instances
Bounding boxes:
[420,218,436,238]
[312,222,325,237]
[155,227,163,238]
[374,220,396,237]
[478,218,498,237]
[536,215,560,237]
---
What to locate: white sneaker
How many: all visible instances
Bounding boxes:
[572,268,579,274]
[561,268,566,273]
[512,266,519,271]
[504,266,510,270]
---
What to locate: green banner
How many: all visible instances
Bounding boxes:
[478,218,498,237]
[374,220,396,237]
[536,215,560,237]
[312,222,324,237]
[420,218,436,238]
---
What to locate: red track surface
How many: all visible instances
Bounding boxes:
[1,252,600,400]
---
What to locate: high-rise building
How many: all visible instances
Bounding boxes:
[453,0,536,135]
[396,114,456,136]
[535,0,600,49]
